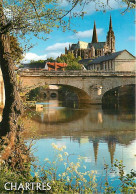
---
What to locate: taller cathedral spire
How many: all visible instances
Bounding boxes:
[106,15,115,53]
[92,21,98,43]
[109,15,112,30]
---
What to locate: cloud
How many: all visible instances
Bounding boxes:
[22,52,62,64]
[70,28,103,39]
[22,42,68,63]
[45,42,72,51]
[22,53,47,63]
[128,36,136,41]
[58,0,69,7]
[46,52,62,58]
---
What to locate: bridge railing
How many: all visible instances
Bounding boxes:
[18,69,136,77]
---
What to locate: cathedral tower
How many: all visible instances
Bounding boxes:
[106,16,115,53]
[92,21,98,43]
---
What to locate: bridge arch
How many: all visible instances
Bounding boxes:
[102,84,135,105]
[101,77,135,95]
[24,84,91,103]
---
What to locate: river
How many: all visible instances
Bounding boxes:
[21,99,136,190]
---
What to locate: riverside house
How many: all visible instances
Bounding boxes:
[87,50,136,72]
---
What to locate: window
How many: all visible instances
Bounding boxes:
[100,64,103,70]
[111,60,113,69]
[105,64,107,70]
[108,61,110,69]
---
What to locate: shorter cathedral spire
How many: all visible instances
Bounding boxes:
[92,21,98,43]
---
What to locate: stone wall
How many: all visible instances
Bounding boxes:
[115,51,136,71]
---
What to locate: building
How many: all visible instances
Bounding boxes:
[45,62,67,71]
[21,61,67,71]
[22,62,46,69]
[65,16,115,59]
[87,50,136,72]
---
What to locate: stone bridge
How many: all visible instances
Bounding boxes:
[18,70,136,104]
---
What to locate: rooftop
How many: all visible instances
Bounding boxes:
[78,58,94,67]
[88,50,129,65]
[47,62,67,68]
[90,42,106,49]
[22,62,45,69]
[70,41,106,50]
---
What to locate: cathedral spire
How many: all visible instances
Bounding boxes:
[109,15,112,30]
[108,141,116,165]
[106,15,115,53]
[93,140,99,164]
[92,21,98,43]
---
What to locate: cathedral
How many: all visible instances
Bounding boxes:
[65,16,115,59]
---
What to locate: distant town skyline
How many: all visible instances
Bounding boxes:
[21,1,135,63]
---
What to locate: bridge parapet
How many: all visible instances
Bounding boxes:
[18,70,136,77]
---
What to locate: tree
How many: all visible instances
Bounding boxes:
[29,60,45,64]
[0,0,84,133]
[65,62,82,70]
[0,0,135,134]
[20,59,46,69]
[57,52,82,70]
[0,5,22,134]
[46,57,55,62]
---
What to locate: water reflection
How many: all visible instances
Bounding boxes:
[0,97,135,191]
[1,99,135,188]
[25,100,88,124]
[21,99,136,170]
[23,100,135,141]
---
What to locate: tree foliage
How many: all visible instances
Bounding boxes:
[57,52,82,70]
[65,62,82,70]
[29,60,45,64]
[46,57,55,62]
[1,0,135,42]
[1,0,86,41]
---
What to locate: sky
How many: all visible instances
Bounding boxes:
[21,0,135,64]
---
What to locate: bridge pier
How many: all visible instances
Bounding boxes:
[89,85,103,104]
